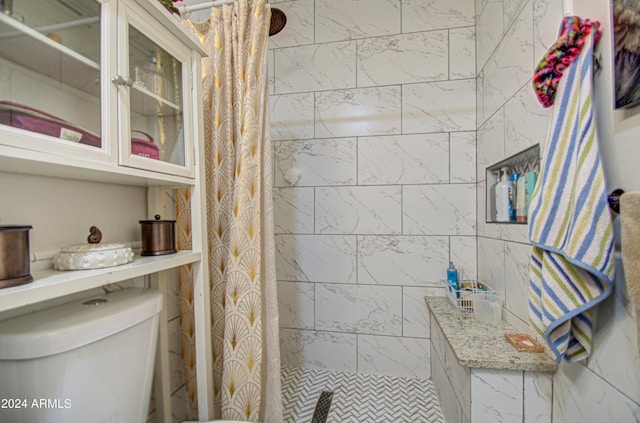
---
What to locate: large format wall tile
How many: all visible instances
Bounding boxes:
[504,83,549,157]
[450,131,476,183]
[403,79,476,134]
[477,237,505,296]
[471,369,523,423]
[450,236,477,281]
[315,186,402,234]
[401,0,475,33]
[357,235,449,286]
[274,138,357,187]
[403,184,476,235]
[524,372,552,423]
[450,27,476,79]
[315,284,402,335]
[315,0,400,43]
[278,281,315,329]
[275,234,357,283]
[275,41,356,93]
[270,92,315,140]
[280,328,357,371]
[357,334,429,378]
[273,187,315,234]
[504,241,531,325]
[316,86,402,138]
[476,0,504,71]
[358,133,449,185]
[402,286,432,338]
[268,0,314,49]
[356,31,448,87]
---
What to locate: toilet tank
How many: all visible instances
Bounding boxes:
[0,287,163,423]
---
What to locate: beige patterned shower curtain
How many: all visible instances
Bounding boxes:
[177,0,281,421]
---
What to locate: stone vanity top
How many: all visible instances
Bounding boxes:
[425,296,557,373]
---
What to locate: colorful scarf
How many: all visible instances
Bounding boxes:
[533,16,601,107]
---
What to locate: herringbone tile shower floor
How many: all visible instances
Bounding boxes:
[281,366,446,423]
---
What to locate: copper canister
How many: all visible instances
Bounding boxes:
[139,215,176,256]
[0,225,33,288]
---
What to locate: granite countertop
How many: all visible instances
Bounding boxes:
[425,296,557,373]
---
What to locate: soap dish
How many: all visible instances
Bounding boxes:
[505,333,544,353]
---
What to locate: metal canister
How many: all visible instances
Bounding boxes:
[139,215,176,256]
[0,225,33,288]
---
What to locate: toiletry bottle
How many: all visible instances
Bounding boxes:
[447,261,459,294]
[516,176,527,222]
[524,171,538,217]
[495,167,511,222]
[489,172,498,221]
[509,173,519,222]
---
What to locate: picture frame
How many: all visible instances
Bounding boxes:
[613,0,640,108]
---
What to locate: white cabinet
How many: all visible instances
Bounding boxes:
[0,1,212,421]
[0,0,205,180]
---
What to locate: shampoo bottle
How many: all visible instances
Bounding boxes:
[509,173,519,221]
[495,167,511,222]
[447,261,459,292]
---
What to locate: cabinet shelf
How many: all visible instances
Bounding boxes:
[0,14,100,97]
[130,83,182,116]
[0,250,201,313]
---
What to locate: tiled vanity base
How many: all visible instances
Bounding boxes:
[426,296,557,423]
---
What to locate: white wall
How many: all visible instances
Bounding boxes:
[477,0,640,421]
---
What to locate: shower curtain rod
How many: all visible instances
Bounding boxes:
[180,0,262,13]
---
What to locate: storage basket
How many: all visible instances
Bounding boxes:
[445,280,497,312]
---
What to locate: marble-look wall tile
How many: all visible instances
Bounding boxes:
[274,138,357,187]
[471,369,523,423]
[269,92,315,141]
[450,27,476,79]
[444,331,471,422]
[401,0,475,33]
[504,83,550,157]
[503,0,529,35]
[273,187,314,234]
[450,131,476,183]
[315,186,402,234]
[316,86,401,138]
[431,343,465,423]
[164,269,180,320]
[357,235,449,286]
[587,257,640,401]
[403,79,476,134]
[476,0,504,71]
[268,49,274,95]
[274,41,356,93]
[278,281,315,329]
[482,5,534,119]
[279,328,358,371]
[403,184,476,236]
[430,310,446,364]
[315,284,402,335]
[533,0,563,67]
[356,31,448,87]
[450,236,477,281]
[504,241,531,325]
[357,334,429,378]
[358,133,449,185]
[268,0,314,49]
[553,362,640,423]
[524,371,552,423]
[315,0,400,43]
[402,286,431,338]
[477,237,505,297]
[275,234,357,283]
[476,107,505,182]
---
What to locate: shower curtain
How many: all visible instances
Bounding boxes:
[177,0,282,421]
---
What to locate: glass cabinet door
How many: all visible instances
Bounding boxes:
[0,0,104,157]
[118,6,193,178]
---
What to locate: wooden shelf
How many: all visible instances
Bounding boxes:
[0,250,201,313]
[0,14,101,97]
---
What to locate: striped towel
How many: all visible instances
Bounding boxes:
[528,25,615,364]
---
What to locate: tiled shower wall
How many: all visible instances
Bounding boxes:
[267,0,477,377]
[476,0,640,421]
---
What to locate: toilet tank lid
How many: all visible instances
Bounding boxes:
[0,288,163,360]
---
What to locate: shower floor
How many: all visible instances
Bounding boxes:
[281,366,445,423]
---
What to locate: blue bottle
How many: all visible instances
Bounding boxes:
[447,261,459,293]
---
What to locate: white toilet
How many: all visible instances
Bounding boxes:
[0,287,163,423]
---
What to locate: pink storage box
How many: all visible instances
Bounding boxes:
[131,130,159,160]
[0,101,101,147]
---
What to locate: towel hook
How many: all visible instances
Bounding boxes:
[608,188,625,214]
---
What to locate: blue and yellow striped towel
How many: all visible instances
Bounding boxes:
[528,27,615,364]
